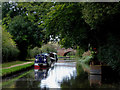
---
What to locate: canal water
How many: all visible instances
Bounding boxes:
[2,59,120,89]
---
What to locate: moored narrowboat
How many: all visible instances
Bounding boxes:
[49,52,58,62]
[34,53,51,68]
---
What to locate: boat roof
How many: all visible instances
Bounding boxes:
[36,53,49,57]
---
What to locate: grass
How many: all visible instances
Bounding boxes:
[1,62,34,77]
[26,58,35,61]
[2,58,34,68]
[58,55,75,58]
[2,61,27,68]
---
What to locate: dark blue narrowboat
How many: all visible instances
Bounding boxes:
[34,53,51,68]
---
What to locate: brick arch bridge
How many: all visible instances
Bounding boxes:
[57,48,76,56]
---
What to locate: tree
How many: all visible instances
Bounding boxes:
[43,2,120,70]
[44,3,90,50]
[82,3,120,46]
[8,15,44,60]
[2,28,19,62]
[82,2,120,70]
[2,2,54,60]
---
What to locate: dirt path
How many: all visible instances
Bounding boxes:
[3,62,33,69]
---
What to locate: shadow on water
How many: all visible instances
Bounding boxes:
[2,60,120,89]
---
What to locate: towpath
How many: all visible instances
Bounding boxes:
[3,62,33,69]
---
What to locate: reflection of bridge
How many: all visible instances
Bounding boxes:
[57,48,76,56]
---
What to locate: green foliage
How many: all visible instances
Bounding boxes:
[67,51,76,56]
[44,3,90,49]
[76,46,85,57]
[2,29,19,62]
[82,3,120,71]
[8,15,44,60]
[27,47,41,58]
[98,44,120,71]
[82,3,120,47]
[80,56,92,64]
[17,2,54,44]
[27,43,57,58]
[82,3,120,29]
[2,2,54,60]
[2,2,120,71]
[41,43,57,53]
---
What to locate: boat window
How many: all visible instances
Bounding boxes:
[50,53,54,58]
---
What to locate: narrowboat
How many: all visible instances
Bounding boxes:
[49,52,58,62]
[34,53,51,68]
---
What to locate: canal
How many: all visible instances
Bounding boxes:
[2,59,120,89]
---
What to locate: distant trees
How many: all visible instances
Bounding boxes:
[27,44,57,58]
[41,43,57,53]
[27,47,41,59]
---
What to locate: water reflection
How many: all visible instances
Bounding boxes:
[40,62,76,88]
[89,75,102,87]
[34,68,49,81]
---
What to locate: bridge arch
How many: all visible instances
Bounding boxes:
[57,48,76,56]
[63,51,71,56]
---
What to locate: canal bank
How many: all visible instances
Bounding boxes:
[1,61,34,78]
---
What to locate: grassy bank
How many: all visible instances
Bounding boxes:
[2,61,28,68]
[1,62,34,77]
[2,58,34,68]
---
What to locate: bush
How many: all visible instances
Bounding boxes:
[98,44,120,71]
[81,55,92,64]
[2,29,19,62]
[75,46,85,58]
[27,47,41,58]
[67,51,76,56]
[27,44,57,59]
[41,44,57,53]
[82,50,91,57]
